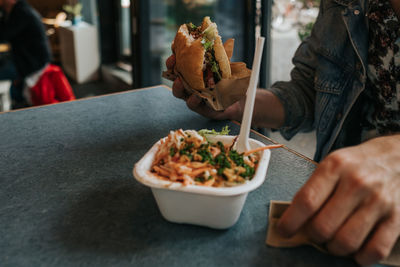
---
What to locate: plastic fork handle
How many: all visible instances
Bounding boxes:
[236,36,265,153]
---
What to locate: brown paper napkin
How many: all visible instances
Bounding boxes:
[266,200,400,266]
[162,62,251,111]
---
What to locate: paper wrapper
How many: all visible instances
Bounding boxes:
[266,200,400,266]
[162,62,251,111]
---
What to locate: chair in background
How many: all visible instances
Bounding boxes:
[0,80,11,112]
[29,64,75,106]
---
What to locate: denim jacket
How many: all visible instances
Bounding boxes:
[269,0,369,161]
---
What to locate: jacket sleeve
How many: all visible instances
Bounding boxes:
[268,1,326,140]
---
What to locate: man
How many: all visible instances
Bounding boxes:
[167,0,400,265]
[0,0,51,108]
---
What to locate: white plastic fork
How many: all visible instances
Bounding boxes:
[235,36,265,154]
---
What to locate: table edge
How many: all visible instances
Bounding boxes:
[0,84,170,115]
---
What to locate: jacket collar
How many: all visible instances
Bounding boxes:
[333,0,357,6]
[333,0,369,13]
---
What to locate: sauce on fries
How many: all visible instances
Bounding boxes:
[150,129,263,187]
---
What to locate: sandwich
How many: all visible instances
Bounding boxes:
[171,16,231,90]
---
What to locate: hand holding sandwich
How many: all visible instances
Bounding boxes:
[165,16,284,120]
[168,54,285,129]
[165,16,285,127]
[165,16,241,119]
[167,54,243,121]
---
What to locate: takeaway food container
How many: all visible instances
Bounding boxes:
[133,135,271,229]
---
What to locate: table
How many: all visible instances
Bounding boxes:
[0,86,380,266]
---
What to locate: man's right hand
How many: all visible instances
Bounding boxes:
[166,55,285,129]
[166,54,243,121]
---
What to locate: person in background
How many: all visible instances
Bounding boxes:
[0,0,51,108]
[167,0,400,264]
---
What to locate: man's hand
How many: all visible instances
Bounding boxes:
[166,54,285,128]
[277,135,400,266]
[166,54,242,121]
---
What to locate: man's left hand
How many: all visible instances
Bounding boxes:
[277,135,400,266]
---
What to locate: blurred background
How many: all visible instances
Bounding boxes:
[0,0,319,157]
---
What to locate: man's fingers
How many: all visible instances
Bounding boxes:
[172,80,232,121]
[172,77,186,99]
[277,155,341,237]
[186,95,215,117]
[186,95,230,120]
[166,54,175,70]
[354,212,400,266]
[307,167,372,244]
[325,197,385,256]
[307,188,361,244]
[187,94,202,109]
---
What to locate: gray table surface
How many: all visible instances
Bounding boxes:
[0,86,378,266]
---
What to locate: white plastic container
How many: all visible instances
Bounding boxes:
[133,135,271,229]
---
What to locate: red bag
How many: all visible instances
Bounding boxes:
[30,64,76,106]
